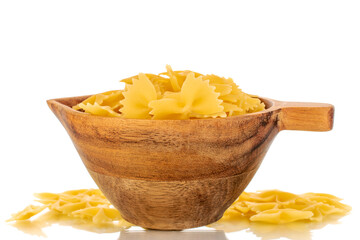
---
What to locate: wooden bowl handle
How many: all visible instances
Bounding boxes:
[276,101,334,131]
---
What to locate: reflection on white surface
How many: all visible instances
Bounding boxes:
[118,229,227,240]
[209,215,348,240]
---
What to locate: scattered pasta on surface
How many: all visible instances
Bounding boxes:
[7,189,350,230]
[7,189,132,229]
[6,205,47,222]
[72,65,265,119]
[223,190,351,224]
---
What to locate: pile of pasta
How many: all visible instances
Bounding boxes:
[73,65,265,119]
[6,189,132,228]
[7,189,350,227]
[223,190,351,224]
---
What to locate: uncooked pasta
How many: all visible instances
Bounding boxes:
[73,65,265,119]
[223,190,351,224]
[7,189,350,227]
[7,189,132,228]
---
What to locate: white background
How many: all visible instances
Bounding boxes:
[1,1,359,239]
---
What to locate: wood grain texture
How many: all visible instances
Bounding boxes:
[89,168,258,230]
[47,95,334,230]
[276,101,334,131]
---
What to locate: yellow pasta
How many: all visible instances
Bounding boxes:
[73,65,265,119]
[6,205,47,222]
[149,72,225,119]
[120,73,157,119]
[73,90,123,110]
[7,189,132,229]
[224,190,351,224]
[73,90,123,117]
[249,209,314,224]
[8,189,350,228]
[78,103,122,117]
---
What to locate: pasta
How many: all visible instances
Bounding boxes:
[7,189,132,228]
[120,73,158,119]
[73,65,265,119]
[8,189,350,228]
[6,205,47,222]
[223,190,351,224]
[74,90,123,117]
[149,72,225,119]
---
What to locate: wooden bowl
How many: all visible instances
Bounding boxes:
[47,96,334,230]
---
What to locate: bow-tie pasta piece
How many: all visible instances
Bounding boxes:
[301,192,343,201]
[159,65,203,92]
[203,75,233,96]
[78,103,121,117]
[120,73,158,119]
[6,205,47,222]
[222,102,244,117]
[149,73,224,119]
[181,73,224,116]
[121,73,171,97]
[211,83,233,96]
[250,209,314,224]
[202,74,265,116]
[148,97,186,120]
[72,207,122,224]
[100,91,124,111]
[241,202,278,214]
[73,90,124,116]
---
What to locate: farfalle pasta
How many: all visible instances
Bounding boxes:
[120,73,158,119]
[73,65,265,119]
[74,90,123,117]
[7,189,132,228]
[8,189,350,228]
[223,190,351,224]
[149,72,225,119]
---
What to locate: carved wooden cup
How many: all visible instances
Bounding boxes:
[47,96,333,230]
